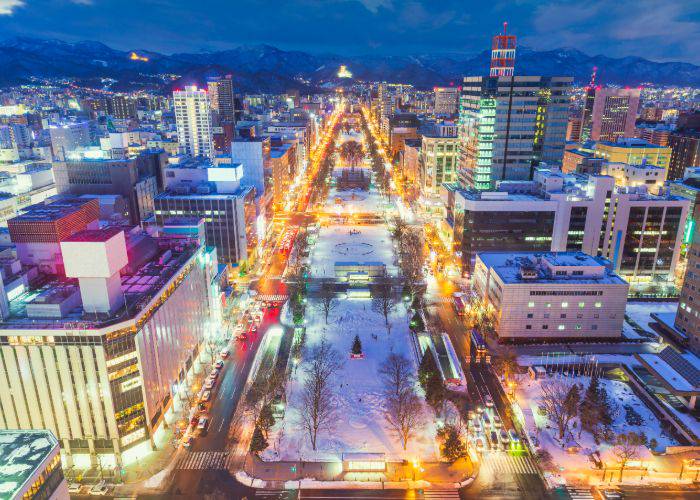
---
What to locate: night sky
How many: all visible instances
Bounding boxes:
[1,0,699,63]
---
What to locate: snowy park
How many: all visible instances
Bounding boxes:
[261,298,439,462]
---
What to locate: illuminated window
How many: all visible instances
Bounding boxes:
[595,302,602,308]
[561,302,568,308]
[558,325,565,330]
[528,302,535,307]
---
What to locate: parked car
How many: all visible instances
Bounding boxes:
[183,436,194,448]
[484,394,494,407]
[220,349,230,358]
[493,414,502,428]
[89,481,109,496]
[68,483,82,494]
[200,390,211,402]
[499,428,510,444]
[204,379,215,390]
[489,430,500,450]
[471,418,482,434]
[481,413,491,429]
[474,435,486,452]
[209,369,219,379]
[214,360,224,370]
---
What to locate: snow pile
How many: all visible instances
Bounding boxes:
[625,301,678,335]
[262,299,438,462]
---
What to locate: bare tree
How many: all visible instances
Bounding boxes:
[317,280,338,324]
[339,140,364,168]
[612,431,644,481]
[493,347,518,384]
[539,380,580,440]
[372,277,397,334]
[380,353,423,450]
[300,337,343,450]
[390,216,408,242]
[398,227,426,305]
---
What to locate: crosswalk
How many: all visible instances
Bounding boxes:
[480,452,540,476]
[176,450,231,470]
[564,486,595,499]
[422,489,461,499]
[255,491,292,499]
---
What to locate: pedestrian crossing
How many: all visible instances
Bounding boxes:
[255,490,292,499]
[480,452,540,476]
[422,489,461,499]
[564,486,595,499]
[176,450,231,470]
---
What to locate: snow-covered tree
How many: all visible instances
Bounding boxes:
[612,431,644,481]
[351,335,362,355]
[540,380,579,440]
[317,279,338,324]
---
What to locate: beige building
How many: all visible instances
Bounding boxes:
[473,251,629,341]
[600,161,667,192]
[420,134,459,196]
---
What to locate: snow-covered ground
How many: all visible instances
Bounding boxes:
[515,373,678,475]
[625,301,678,335]
[325,186,388,214]
[262,299,439,462]
[309,224,397,279]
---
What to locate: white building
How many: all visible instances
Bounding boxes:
[474,251,629,341]
[173,86,214,159]
[433,86,460,116]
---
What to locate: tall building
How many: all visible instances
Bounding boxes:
[593,139,671,171]
[677,203,700,356]
[52,150,166,224]
[207,75,236,124]
[668,130,700,181]
[173,86,214,159]
[419,130,459,196]
[588,87,640,142]
[270,142,297,211]
[489,22,516,77]
[566,115,583,143]
[154,157,257,266]
[0,224,218,467]
[108,95,137,120]
[458,76,572,190]
[48,122,92,161]
[433,87,460,116]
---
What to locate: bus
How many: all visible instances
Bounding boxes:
[453,292,467,316]
[470,329,488,359]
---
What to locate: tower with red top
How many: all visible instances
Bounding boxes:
[490,22,516,77]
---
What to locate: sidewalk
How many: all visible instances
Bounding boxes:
[236,455,474,490]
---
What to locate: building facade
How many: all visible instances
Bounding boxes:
[173,86,214,159]
[433,87,460,116]
[589,87,640,142]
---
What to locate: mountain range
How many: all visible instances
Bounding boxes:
[1,37,699,93]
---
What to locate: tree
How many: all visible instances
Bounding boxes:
[612,431,644,481]
[300,338,343,450]
[317,279,338,324]
[372,277,397,334]
[438,424,467,462]
[493,347,518,384]
[249,425,268,455]
[397,227,426,305]
[380,353,423,450]
[535,449,555,471]
[390,216,408,243]
[418,349,445,412]
[539,380,579,440]
[257,403,275,437]
[339,140,364,168]
[624,405,643,426]
[351,335,363,355]
[579,373,603,438]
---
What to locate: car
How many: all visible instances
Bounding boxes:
[474,435,486,452]
[489,430,499,450]
[190,415,199,426]
[499,428,510,444]
[484,394,494,407]
[471,418,482,434]
[197,417,209,431]
[204,379,215,390]
[492,414,502,428]
[220,349,230,358]
[183,436,194,448]
[481,413,491,429]
[200,390,211,402]
[68,483,82,494]
[209,369,219,379]
[214,360,224,370]
[467,410,476,421]
[251,325,258,333]
[508,429,520,444]
[89,481,109,496]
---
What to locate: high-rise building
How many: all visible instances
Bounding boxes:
[676,203,700,356]
[232,137,271,198]
[489,22,516,77]
[668,130,700,181]
[588,87,640,142]
[173,86,214,159]
[107,95,137,120]
[566,116,583,143]
[433,87,460,116]
[207,75,236,124]
[48,122,92,161]
[458,76,572,190]
[419,129,459,196]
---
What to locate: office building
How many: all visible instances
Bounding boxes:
[270,142,297,212]
[443,170,688,285]
[593,139,671,171]
[635,122,671,146]
[566,115,583,143]
[668,130,700,181]
[669,168,700,246]
[173,86,214,159]
[599,161,666,191]
[155,157,257,266]
[420,131,459,196]
[382,113,420,157]
[52,150,166,224]
[677,210,700,356]
[474,251,628,341]
[232,136,271,198]
[458,76,572,190]
[48,122,91,161]
[433,87,460,116]
[108,95,137,120]
[586,87,640,142]
[0,430,67,499]
[0,225,217,467]
[208,75,236,124]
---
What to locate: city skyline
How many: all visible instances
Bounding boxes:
[0,0,699,64]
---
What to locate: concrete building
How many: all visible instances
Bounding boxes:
[0,430,67,499]
[231,136,271,198]
[458,76,572,190]
[433,87,460,116]
[668,129,700,181]
[52,149,165,224]
[155,156,257,266]
[270,142,297,212]
[420,132,459,196]
[173,86,214,159]
[593,139,671,171]
[48,122,91,161]
[0,226,218,468]
[474,251,628,341]
[207,75,236,124]
[599,161,667,191]
[443,170,688,286]
[669,167,700,246]
[589,87,640,142]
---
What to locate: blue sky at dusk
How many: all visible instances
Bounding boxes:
[0,0,699,63]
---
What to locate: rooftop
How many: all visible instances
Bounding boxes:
[638,347,700,394]
[0,430,59,498]
[478,251,627,286]
[9,197,95,223]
